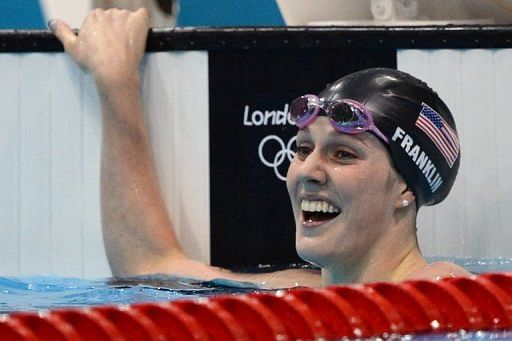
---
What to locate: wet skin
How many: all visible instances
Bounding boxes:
[287,117,416,281]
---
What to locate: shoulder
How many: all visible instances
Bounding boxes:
[158,256,322,288]
[241,268,322,289]
[405,261,471,281]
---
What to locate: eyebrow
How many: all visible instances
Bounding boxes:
[326,130,370,148]
[297,129,370,149]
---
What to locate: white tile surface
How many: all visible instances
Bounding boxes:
[0,54,20,275]
[19,54,52,275]
[0,51,209,278]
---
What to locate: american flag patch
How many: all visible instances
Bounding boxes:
[415,103,460,168]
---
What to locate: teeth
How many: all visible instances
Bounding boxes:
[301,200,340,214]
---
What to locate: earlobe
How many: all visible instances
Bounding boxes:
[397,187,416,209]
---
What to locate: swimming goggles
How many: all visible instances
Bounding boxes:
[289,94,389,144]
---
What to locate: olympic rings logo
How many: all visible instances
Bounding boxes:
[258,135,296,181]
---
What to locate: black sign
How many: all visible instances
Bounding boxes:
[209,49,396,269]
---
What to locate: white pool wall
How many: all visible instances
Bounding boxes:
[0,51,210,278]
[0,49,511,278]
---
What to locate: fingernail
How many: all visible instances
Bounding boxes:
[47,19,58,31]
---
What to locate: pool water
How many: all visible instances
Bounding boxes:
[1,257,511,313]
[2,258,512,340]
[0,275,263,313]
[410,330,512,340]
[429,257,512,274]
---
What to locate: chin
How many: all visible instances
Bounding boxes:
[296,230,358,271]
[296,239,333,269]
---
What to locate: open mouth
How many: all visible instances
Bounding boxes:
[301,199,341,225]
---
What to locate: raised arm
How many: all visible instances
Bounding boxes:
[51,9,321,287]
[50,9,185,275]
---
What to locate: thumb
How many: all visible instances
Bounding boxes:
[48,19,79,56]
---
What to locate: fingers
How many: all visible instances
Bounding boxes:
[49,8,150,79]
[48,19,79,57]
[127,8,151,52]
[124,8,150,33]
[134,7,150,21]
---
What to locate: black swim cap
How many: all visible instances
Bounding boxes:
[318,68,460,207]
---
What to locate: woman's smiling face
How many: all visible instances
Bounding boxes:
[286,117,407,273]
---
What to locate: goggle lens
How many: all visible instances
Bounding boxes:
[288,95,389,144]
[290,97,311,121]
[290,96,320,128]
[329,102,359,126]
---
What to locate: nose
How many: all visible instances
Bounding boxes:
[296,149,327,190]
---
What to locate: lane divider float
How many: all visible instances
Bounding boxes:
[1,272,512,340]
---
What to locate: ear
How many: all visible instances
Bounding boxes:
[395,186,416,209]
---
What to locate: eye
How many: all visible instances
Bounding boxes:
[334,149,357,160]
[295,145,312,160]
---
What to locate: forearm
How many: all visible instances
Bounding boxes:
[98,75,184,275]
[51,8,208,279]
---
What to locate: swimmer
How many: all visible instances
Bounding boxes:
[50,8,469,288]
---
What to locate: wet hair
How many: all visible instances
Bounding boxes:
[318,68,460,207]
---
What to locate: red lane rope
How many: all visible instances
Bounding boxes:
[2,272,512,340]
